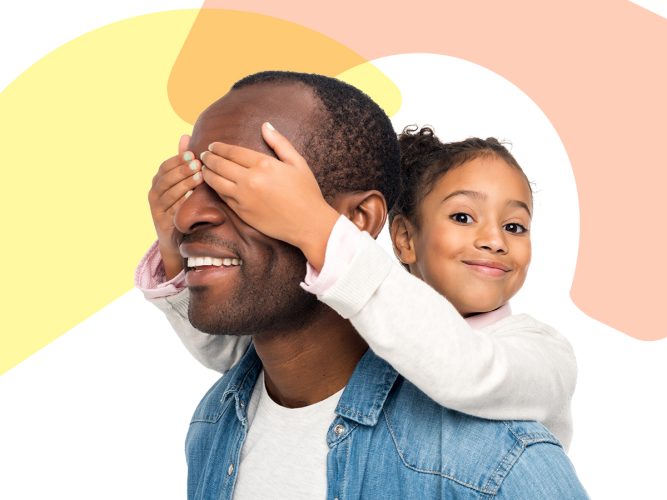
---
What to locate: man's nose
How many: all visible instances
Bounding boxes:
[474,223,508,254]
[174,184,227,234]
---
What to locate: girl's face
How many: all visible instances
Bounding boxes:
[395,155,533,316]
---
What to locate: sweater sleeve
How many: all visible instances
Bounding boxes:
[318,231,576,449]
[134,241,250,373]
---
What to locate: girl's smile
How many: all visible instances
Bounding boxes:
[462,259,512,278]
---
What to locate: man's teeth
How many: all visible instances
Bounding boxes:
[187,256,242,268]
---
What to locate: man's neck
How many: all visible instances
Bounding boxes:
[252,307,367,408]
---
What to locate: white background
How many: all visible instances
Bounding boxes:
[1,2,666,498]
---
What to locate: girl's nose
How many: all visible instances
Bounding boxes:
[474,224,508,254]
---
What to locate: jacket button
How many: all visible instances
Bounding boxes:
[334,424,345,436]
[227,463,234,476]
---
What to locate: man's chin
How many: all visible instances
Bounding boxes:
[187,303,248,337]
[187,295,283,337]
[188,297,326,338]
[186,291,236,336]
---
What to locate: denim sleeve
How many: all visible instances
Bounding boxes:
[496,442,589,499]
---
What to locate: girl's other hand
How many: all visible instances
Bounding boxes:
[148,134,204,279]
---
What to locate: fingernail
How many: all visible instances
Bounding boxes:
[200,151,208,161]
[184,190,193,199]
[194,172,202,182]
[208,143,215,152]
[183,151,194,162]
[265,122,275,131]
[188,160,198,171]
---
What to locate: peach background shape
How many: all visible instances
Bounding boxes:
[180,0,667,341]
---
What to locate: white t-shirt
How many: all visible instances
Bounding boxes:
[233,370,344,499]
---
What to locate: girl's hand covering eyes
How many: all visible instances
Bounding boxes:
[201,123,339,270]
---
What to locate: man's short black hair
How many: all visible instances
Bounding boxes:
[233,71,401,210]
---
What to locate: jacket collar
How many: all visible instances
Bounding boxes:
[335,348,399,426]
[222,343,399,427]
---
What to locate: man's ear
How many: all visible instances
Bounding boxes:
[390,215,417,265]
[330,190,387,239]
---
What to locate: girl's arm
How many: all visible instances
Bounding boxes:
[136,241,250,373]
[311,218,576,449]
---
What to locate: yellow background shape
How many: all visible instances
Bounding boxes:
[0,9,401,374]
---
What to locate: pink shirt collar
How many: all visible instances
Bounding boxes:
[464,303,512,329]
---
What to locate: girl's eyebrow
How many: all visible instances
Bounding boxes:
[440,190,484,204]
[441,190,532,217]
[507,199,532,217]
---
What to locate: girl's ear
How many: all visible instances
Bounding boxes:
[390,215,417,265]
[330,190,387,238]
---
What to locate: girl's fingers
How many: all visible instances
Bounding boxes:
[206,123,305,171]
[159,170,204,211]
[261,122,306,167]
[153,158,202,197]
[154,151,199,184]
[178,134,191,155]
[201,164,238,202]
[207,142,268,170]
[164,191,189,217]
[200,151,245,183]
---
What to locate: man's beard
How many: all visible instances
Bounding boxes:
[187,246,325,337]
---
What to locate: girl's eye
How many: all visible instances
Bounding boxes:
[504,223,528,234]
[450,213,473,224]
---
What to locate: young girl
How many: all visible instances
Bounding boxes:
[136,124,575,449]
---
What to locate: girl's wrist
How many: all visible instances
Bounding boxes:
[297,204,340,271]
[159,245,184,281]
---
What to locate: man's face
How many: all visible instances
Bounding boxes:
[174,83,324,336]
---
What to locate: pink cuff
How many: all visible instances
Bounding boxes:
[134,240,186,299]
[300,215,363,296]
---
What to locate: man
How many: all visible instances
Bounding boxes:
[173,71,586,499]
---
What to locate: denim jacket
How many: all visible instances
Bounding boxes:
[186,345,588,499]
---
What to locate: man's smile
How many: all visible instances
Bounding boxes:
[183,259,242,287]
[180,242,243,287]
[187,256,242,268]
